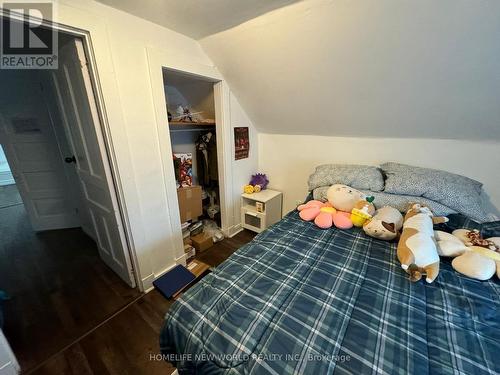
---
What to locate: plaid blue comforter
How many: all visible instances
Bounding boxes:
[160,211,500,374]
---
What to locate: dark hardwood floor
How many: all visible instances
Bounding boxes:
[30,290,176,375]
[0,200,141,373]
[0,193,256,375]
[195,229,256,267]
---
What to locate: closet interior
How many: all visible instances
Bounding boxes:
[163,69,224,262]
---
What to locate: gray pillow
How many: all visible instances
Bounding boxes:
[308,164,384,192]
[381,162,487,222]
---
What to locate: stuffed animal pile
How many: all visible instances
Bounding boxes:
[299,184,405,236]
[298,184,376,229]
[435,229,500,280]
[298,183,499,283]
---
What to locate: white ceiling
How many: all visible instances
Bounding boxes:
[96,0,301,39]
[201,0,500,140]
[96,0,500,141]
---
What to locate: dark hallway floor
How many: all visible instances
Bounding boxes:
[0,196,141,372]
[30,229,256,375]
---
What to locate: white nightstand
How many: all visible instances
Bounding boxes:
[241,189,282,233]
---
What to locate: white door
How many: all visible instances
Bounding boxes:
[47,38,136,287]
[0,71,80,231]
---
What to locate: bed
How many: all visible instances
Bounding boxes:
[160,210,500,374]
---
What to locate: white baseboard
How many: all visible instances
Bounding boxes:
[142,262,181,292]
[224,223,242,238]
[228,224,243,238]
[142,273,156,293]
[175,253,187,266]
[142,223,246,291]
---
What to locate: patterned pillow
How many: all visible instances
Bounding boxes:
[381,162,487,222]
[308,164,384,192]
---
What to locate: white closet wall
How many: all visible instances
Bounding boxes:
[164,78,215,120]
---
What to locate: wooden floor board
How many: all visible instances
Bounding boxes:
[196,229,256,267]
[0,196,255,375]
[0,202,142,372]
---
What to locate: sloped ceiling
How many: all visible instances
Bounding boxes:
[200,0,500,140]
[96,0,301,39]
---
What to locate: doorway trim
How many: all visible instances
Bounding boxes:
[146,46,234,267]
[0,10,141,289]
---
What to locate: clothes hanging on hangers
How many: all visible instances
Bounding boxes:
[196,131,218,187]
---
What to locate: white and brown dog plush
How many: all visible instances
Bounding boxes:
[397,203,448,283]
[363,206,404,241]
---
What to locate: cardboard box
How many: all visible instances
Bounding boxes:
[191,232,214,252]
[177,186,202,223]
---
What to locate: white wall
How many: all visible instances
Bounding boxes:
[0,145,9,172]
[259,133,500,217]
[164,80,215,120]
[49,0,257,289]
[0,145,10,173]
[201,0,500,222]
[229,93,259,231]
[201,0,500,141]
[0,145,14,186]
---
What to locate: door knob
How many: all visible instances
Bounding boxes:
[65,155,76,164]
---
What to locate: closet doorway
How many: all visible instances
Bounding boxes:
[0,17,139,371]
[0,36,135,288]
[163,69,226,261]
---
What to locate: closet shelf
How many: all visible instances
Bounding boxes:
[168,121,216,132]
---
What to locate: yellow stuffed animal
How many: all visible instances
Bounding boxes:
[350,197,375,227]
[243,185,255,194]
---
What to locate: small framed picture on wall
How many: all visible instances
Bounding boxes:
[234,127,249,160]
